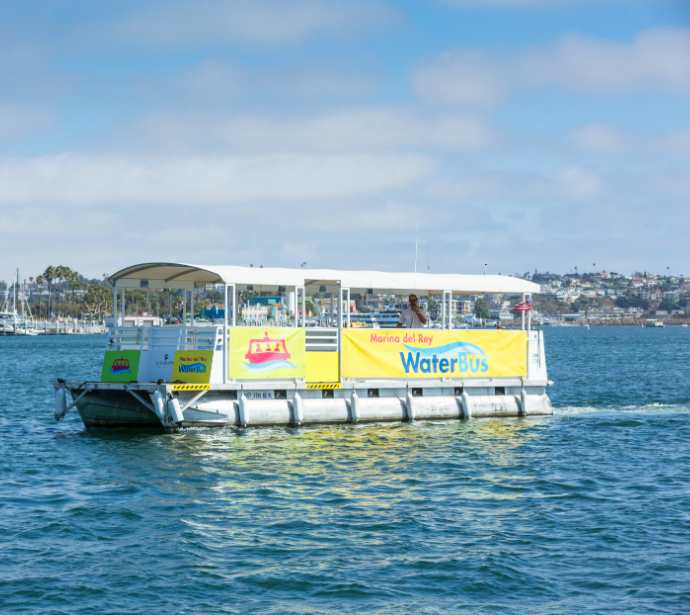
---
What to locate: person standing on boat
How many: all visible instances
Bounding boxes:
[396,294,428,328]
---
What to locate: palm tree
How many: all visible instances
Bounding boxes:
[41,266,56,318]
[54,266,72,312]
[36,275,44,318]
[67,269,81,306]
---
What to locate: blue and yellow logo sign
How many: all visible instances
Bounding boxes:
[342,330,527,379]
[172,350,214,384]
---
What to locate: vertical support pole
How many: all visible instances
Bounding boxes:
[121,289,125,327]
[191,287,195,326]
[330,292,334,328]
[113,286,117,328]
[442,290,452,330]
[231,284,236,327]
[338,284,342,382]
[183,290,187,327]
[345,288,351,328]
[296,286,301,326]
[527,293,532,332]
[521,293,526,331]
[301,286,306,327]
[449,292,453,329]
[442,292,446,330]
[223,284,228,385]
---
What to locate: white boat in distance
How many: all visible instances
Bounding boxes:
[349,310,401,328]
[1,269,40,335]
[55,263,552,429]
[0,311,39,335]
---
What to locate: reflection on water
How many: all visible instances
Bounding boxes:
[91,418,544,517]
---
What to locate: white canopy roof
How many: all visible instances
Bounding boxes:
[109,262,540,295]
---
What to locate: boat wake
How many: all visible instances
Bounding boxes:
[553,403,690,415]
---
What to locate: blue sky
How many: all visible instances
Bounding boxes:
[2,0,690,284]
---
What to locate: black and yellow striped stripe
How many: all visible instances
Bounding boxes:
[171,384,211,391]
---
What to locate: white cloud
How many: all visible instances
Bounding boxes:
[645,168,690,198]
[420,162,690,274]
[0,104,55,140]
[300,200,421,233]
[427,164,607,204]
[568,123,690,158]
[554,165,605,200]
[650,129,690,157]
[412,27,690,107]
[164,59,379,102]
[569,123,637,155]
[113,107,498,154]
[411,48,510,107]
[96,0,396,48]
[0,152,433,206]
[4,159,689,282]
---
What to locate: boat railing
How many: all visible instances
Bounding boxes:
[305,327,338,352]
[107,325,339,353]
[107,326,223,352]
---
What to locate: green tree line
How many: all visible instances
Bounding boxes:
[31,265,113,319]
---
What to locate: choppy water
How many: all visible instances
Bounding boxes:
[1,328,689,614]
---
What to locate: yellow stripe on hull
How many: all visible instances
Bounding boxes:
[171,384,211,391]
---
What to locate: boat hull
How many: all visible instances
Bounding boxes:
[76,390,161,428]
[67,383,552,429]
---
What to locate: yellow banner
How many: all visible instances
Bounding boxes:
[229,328,305,380]
[342,329,527,379]
[172,350,214,383]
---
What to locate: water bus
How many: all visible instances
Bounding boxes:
[54,263,552,428]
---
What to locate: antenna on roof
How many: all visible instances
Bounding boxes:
[414,218,419,274]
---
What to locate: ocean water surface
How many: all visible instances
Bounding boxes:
[1,327,689,614]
